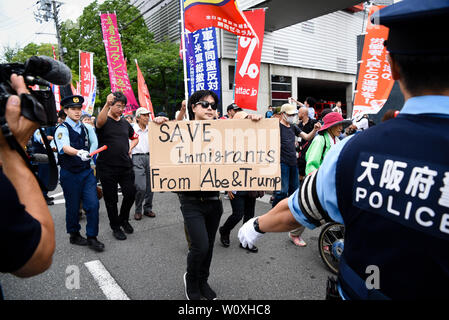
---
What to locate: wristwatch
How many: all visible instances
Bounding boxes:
[253,217,265,234]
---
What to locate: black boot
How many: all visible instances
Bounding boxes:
[183,272,201,300]
[87,237,105,252]
[69,232,88,246]
[219,227,230,247]
[199,280,217,300]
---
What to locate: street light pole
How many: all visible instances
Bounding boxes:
[34,0,64,62]
[51,0,64,63]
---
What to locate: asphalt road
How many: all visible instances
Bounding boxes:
[1,187,333,301]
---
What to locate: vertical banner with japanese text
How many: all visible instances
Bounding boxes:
[100,13,139,114]
[79,51,95,115]
[183,0,258,42]
[135,59,155,120]
[234,9,265,110]
[352,5,393,119]
[185,27,221,102]
[51,45,61,111]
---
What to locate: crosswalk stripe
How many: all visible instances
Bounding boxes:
[84,260,130,300]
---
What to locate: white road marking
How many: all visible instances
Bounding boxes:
[84,260,130,300]
[49,192,64,198]
[257,194,272,204]
[51,192,122,205]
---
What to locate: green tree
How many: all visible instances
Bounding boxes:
[60,0,183,117]
[1,43,58,63]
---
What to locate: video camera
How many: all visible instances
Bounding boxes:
[0,55,72,127]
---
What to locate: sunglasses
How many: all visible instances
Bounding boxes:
[196,100,218,110]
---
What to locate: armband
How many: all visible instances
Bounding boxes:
[298,169,332,227]
[130,132,139,140]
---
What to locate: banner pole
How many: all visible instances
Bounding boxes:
[179,0,190,120]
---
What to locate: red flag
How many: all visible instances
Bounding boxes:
[184,0,258,41]
[352,6,393,119]
[234,9,265,111]
[135,60,154,120]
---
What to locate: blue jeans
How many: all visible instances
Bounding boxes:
[272,163,299,207]
[60,168,99,237]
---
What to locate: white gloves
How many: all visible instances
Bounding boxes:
[238,217,264,249]
[76,150,91,161]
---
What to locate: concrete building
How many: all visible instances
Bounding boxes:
[139,0,393,118]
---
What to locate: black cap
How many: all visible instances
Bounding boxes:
[227,103,242,111]
[60,95,84,108]
[371,0,449,55]
[156,112,168,118]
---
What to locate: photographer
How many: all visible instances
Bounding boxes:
[0,74,55,281]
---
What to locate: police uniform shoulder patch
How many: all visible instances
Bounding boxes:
[58,132,63,140]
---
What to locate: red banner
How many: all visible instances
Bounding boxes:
[352,5,393,119]
[79,51,95,113]
[135,59,154,120]
[184,0,257,41]
[51,45,61,111]
[234,9,265,111]
[100,13,139,113]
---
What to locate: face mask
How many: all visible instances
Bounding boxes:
[284,114,296,125]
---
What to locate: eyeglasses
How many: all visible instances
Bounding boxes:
[196,100,217,110]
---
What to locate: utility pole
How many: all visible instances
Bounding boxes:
[34,0,65,62]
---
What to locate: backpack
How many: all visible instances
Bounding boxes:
[297,134,328,168]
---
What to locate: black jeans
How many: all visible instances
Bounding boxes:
[220,191,256,235]
[97,165,136,230]
[179,195,223,282]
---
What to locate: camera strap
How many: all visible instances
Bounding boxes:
[38,127,58,191]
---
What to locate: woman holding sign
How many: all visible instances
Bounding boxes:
[154,90,222,300]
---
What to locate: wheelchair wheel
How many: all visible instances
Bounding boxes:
[318,222,345,275]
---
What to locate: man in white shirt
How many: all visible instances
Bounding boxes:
[332,101,343,115]
[132,107,155,220]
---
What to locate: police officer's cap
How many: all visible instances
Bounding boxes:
[61,95,84,108]
[372,0,449,55]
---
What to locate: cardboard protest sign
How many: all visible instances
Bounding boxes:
[149,119,281,191]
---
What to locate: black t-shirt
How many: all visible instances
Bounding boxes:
[0,170,41,273]
[298,119,317,148]
[280,123,302,166]
[96,117,135,168]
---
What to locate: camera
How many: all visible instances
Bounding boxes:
[0,56,72,127]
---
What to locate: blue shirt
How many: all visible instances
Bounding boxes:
[54,117,98,155]
[288,95,449,229]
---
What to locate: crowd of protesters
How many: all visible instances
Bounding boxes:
[26,88,378,300]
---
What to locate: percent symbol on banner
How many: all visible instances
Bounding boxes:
[238,36,259,79]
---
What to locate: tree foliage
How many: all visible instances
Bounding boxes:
[60,0,183,117]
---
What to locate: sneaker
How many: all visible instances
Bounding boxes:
[87,237,105,252]
[219,227,230,247]
[289,234,307,247]
[199,281,217,300]
[183,272,201,300]
[112,228,127,240]
[121,221,134,234]
[69,232,88,246]
[239,243,258,253]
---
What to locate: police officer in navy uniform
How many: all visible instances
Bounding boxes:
[54,95,105,252]
[238,0,449,299]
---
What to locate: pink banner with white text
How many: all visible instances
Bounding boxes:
[100,13,139,113]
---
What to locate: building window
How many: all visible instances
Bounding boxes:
[229,65,235,90]
[271,75,291,107]
[301,21,315,33]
